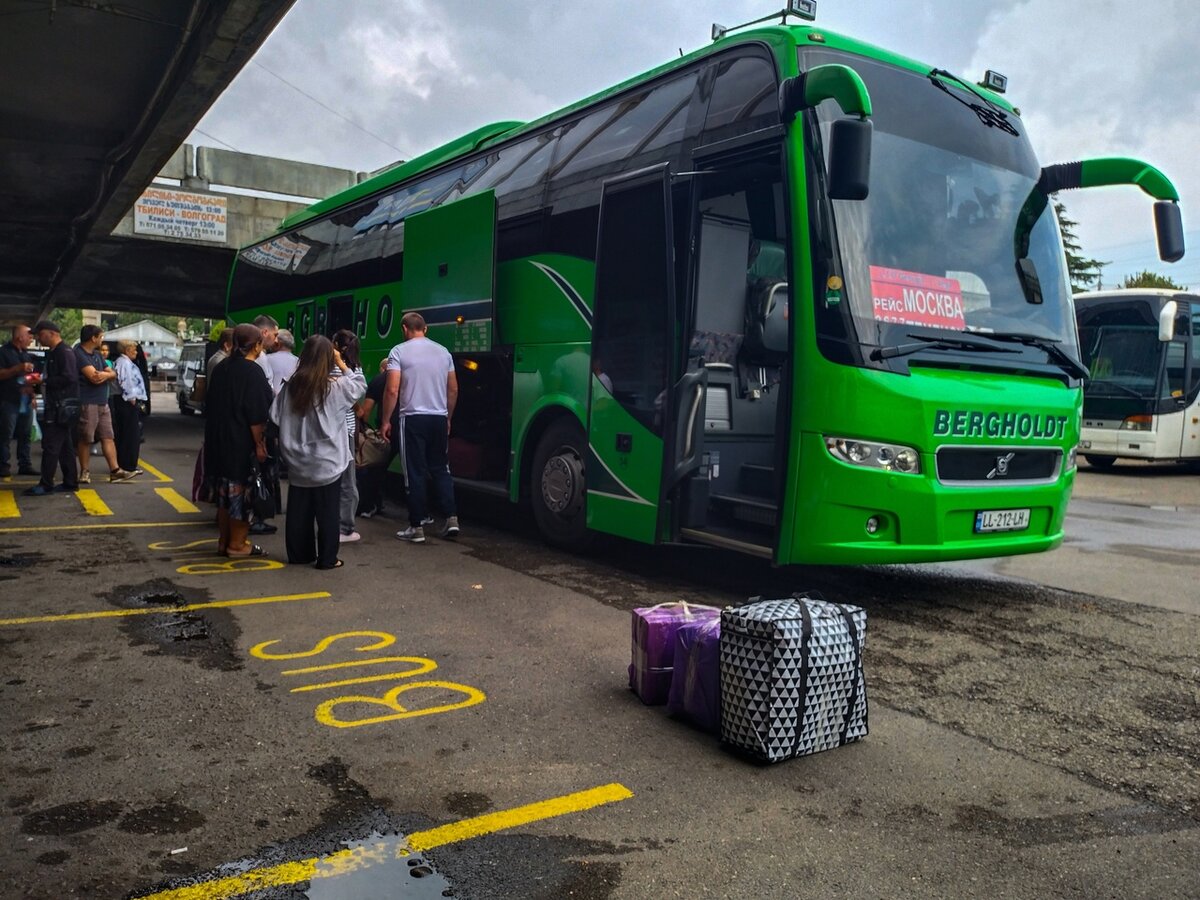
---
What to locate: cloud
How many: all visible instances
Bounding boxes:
[965,0,1200,285]
[187,0,1198,285]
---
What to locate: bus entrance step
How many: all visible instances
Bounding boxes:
[737,464,776,498]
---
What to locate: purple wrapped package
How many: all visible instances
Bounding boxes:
[667,617,722,733]
[629,603,720,705]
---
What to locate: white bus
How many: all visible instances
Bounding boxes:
[1075,290,1200,467]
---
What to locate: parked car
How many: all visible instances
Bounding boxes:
[149,354,180,378]
[176,342,207,415]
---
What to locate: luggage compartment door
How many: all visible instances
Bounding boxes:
[403,190,497,353]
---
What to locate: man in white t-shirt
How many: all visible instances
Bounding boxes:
[266,328,298,395]
[253,314,279,382]
[381,312,458,544]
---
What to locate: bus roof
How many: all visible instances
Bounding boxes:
[272,22,1009,236]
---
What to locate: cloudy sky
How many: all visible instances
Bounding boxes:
[189,0,1199,287]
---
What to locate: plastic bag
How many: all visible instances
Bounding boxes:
[30,413,42,443]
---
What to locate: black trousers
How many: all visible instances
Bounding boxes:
[39,418,78,490]
[111,398,140,472]
[285,480,341,568]
[397,414,456,527]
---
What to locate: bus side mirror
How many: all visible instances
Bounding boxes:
[1155,201,1185,263]
[828,118,872,201]
[1159,300,1178,342]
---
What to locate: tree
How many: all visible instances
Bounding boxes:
[1120,270,1187,290]
[49,308,83,342]
[1054,200,1107,293]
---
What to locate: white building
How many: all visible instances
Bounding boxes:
[104,319,180,359]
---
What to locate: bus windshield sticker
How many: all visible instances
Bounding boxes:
[870,266,966,331]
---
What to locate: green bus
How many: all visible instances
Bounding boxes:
[226,5,1184,564]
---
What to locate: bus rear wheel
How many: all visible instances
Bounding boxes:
[531,419,592,551]
[1084,455,1116,469]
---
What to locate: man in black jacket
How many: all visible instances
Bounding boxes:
[0,324,37,477]
[26,320,80,496]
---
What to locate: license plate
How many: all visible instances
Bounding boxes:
[974,508,1030,533]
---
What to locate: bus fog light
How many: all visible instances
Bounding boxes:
[825,436,922,474]
[865,516,880,534]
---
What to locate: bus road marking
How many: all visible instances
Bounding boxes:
[155,487,200,514]
[0,490,18,519]
[132,783,634,900]
[136,458,173,483]
[0,592,331,628]
[75,488,113,516]
[0,520,197,535]
[252,631,485,728]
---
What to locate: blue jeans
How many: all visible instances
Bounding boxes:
[0,399,33,472]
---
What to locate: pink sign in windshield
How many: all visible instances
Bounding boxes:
[870,266,965,330]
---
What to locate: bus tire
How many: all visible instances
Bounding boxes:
[1084,455,1115,469]
[530,418,593,551]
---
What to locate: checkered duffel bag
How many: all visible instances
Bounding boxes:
[720,595,867,763]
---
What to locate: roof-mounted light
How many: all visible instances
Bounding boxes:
[712,2,817,42]
[980,70,1008,94]
[788,0,817,20]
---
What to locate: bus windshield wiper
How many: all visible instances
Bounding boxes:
[928,69,1020,137]
[984,332,1090,381]
[1089,380,1144,399]
[869,332,1019,362]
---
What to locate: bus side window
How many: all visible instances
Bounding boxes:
[1191,310,1200,394]
[700,53,779,143]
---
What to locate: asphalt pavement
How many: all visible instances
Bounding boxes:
[1,407,1196,899]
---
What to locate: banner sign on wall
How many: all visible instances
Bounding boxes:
[134,188,227,243]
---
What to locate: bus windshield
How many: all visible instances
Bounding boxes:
[805,50,1078,374]
[1080,324,1162,399]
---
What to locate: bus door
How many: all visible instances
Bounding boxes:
[671,142,790,558]
[587,165,680,543]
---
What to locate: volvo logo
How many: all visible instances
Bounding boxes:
[987,452,1016,479]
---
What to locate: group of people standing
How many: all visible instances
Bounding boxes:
[0,320,147,493]
[199,310,458,570]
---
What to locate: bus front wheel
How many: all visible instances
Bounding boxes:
[531,419,592,551]
[1084,455,1116,469]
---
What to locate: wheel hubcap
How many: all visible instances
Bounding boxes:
[542,451,584,517]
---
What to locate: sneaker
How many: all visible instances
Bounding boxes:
[359,506,381,519]
[109,469,137,483]
[132,467,144,476]
[420,516,434,527]
[23,484,52,496]
[339,531,362,543]
[54,483,78,493]
[79,470,91,484]
[440,516,460,540]
[396,526,426,544]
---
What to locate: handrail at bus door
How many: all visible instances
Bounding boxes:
[666,368,708,489]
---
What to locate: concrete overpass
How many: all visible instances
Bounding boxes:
[56,143,372,319]
[0,0,298,326]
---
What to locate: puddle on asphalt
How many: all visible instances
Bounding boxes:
[303,833,453,899]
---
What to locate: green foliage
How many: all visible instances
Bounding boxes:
[1120,270,1187,290]
[1054,201,1107,293]
[49,308,83,342]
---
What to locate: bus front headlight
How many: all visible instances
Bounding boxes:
[825,437,922,474]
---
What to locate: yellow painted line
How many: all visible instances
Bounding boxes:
[137,458,173,483]
[0,490,18,519]
[134,783,633,900]
[0,520,197,535]
[0,592,331,627]
[155,487,200,514]
[75,488,113,516]
[282,656,438,676]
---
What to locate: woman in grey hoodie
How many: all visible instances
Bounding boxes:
[271,335,366,569]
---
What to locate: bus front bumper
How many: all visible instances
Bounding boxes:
[781,432,1074,566]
